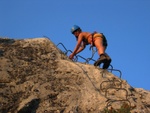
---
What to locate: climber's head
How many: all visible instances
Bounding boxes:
[71,25,82,38]
[71,25,81,34]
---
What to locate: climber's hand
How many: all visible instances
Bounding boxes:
[69,53,74,60]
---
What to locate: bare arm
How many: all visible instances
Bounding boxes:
[69,34,86,59]
[75,41,86,54]
[72,36,83,56]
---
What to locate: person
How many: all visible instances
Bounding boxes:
[69,25,111,69]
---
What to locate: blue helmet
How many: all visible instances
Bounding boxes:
[71,25,80,34]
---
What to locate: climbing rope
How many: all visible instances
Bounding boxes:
[56,42,131,110]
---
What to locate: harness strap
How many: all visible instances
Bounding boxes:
[89,31,97,51]
[91,32,108,47]
[91,31,97,46]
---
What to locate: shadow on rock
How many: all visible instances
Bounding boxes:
[18,99,40,113]
[0,38,15,44]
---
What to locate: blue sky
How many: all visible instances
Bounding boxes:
[0,0,150,90]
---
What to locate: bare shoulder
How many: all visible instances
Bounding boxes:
[80,32,91,37]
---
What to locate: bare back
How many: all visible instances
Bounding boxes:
[78,32,92,45]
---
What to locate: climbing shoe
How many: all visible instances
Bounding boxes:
[103,58,111,69]
[94,54,107,66]
[94,53,111,69]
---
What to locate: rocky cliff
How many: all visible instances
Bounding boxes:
[0,37,150,113]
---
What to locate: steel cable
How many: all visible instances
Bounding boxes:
[56,42,131,110]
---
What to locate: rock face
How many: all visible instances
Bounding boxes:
[0,37,150,113]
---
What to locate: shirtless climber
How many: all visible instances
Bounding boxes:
[69,25,111,69]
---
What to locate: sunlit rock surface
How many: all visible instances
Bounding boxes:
[0,37,150,113]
